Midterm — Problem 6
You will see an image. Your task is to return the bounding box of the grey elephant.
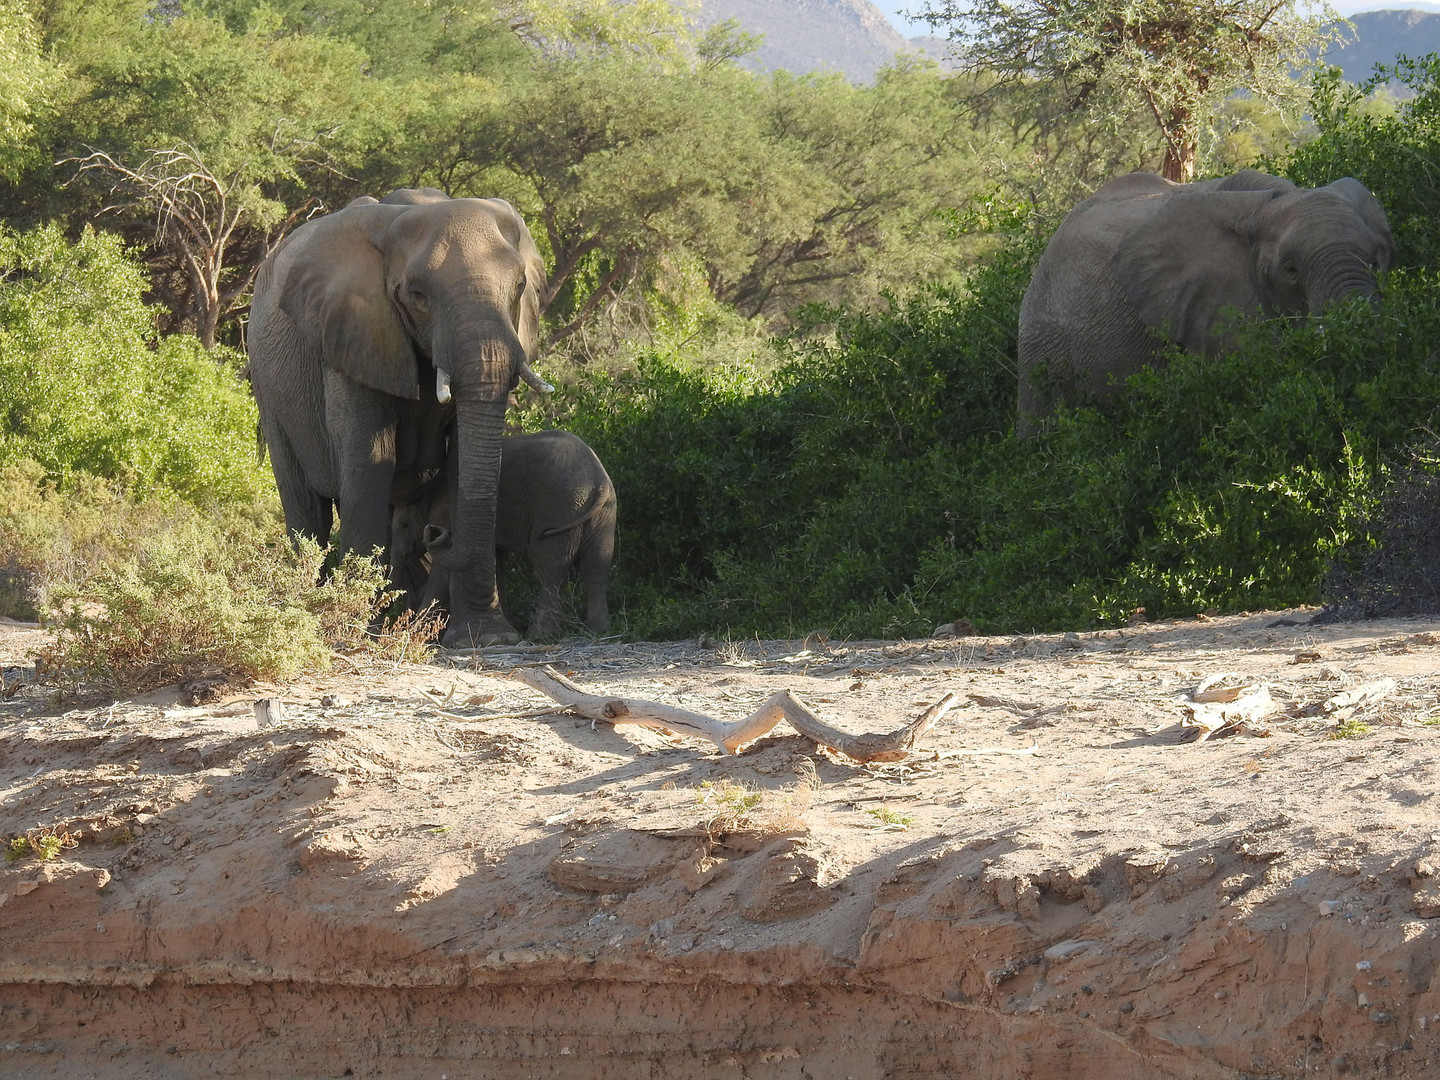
[1017,169,1397,437]
[247,187,551,647]
[390,430,617,638]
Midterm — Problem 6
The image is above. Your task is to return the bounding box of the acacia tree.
[73,146,318,349]
[920,0,1340,182]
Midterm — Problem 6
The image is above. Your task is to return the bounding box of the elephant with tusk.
[1016,169,1397,437]
[247,187,551,648]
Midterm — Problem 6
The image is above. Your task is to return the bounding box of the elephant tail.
[537,482,617,540]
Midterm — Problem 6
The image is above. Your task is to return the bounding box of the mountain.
[1325,9,1440,83]
[689,3,1440,85]
[694,0,912,81]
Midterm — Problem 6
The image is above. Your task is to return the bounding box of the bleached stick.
[514,665,959,761]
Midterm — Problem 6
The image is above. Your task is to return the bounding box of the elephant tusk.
[435,366,453,404]
[518,361,555,394]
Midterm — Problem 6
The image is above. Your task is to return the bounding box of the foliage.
[920,0,1339,182]
[12,0,1024,350]
[40,512,389,693]
[4,826,79,863]
[695,778,813,837]
[0,223,271,503]
[0,461,184,620]
[529,229,1440,639]
[0,1,60,180]
[1324,443,1440,618]
[1279,58,1440,268]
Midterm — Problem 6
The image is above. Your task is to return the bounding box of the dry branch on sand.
[513,665,959,762]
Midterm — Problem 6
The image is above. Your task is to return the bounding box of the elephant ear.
[380,187,451,206]
[479,198,548,361]
[1112,189,1282,354]
[1211,169,1298,195]
[1321,177,1398,270]
[278,204,420,400]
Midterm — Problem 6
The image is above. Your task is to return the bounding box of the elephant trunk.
[1311,248,1380,313]
[446,391,508,573]
[431,315,527,646]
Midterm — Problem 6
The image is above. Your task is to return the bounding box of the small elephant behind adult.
[390,430,617,638]
[1017,169,1397,437]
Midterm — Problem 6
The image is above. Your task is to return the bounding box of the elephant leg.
[420,525,452,612]
[525,535,574,640]
[494,548,509,620]
[324,372,397,560]
[262,415,334,547]
[578,526,614,634]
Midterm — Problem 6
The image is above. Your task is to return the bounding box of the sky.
[872,1,1440,36]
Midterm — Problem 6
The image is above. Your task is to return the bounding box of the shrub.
[0,223,270,504]
[1324,443,1440,618]
[1279,58,1440,268]
[39,508,389,693]
[518,223,1440,639]
[0,460,178,620]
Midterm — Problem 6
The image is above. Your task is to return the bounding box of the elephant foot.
[527,616,561,641]
[442,615,521,649]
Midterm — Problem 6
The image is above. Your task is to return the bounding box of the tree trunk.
[1161,140,1198,184]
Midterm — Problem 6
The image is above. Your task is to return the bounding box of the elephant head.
[1112,173,1397,354]
[261,188,549,647]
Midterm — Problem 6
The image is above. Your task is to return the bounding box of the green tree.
[920,0,1339,182]
[0,2,59,180]
[16,0,388,342]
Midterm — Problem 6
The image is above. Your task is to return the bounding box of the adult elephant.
[247,188,551,647]
[1016,169,1397,437]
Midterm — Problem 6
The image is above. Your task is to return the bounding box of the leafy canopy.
[919,0,1340,182]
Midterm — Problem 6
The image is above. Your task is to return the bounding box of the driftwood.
[514,665,959,762]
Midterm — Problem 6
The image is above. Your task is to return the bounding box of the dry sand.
[2,609,1439,1077]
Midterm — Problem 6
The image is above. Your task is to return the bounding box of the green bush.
[523,237,1440,639]
[41,509,388,693]
[0,460,180,619]
[1279,58,1440,268]
[0,223,270,504]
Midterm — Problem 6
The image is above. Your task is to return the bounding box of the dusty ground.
[2,609,1440,1078]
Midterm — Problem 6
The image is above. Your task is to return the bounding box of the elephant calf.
[390,430,617,639]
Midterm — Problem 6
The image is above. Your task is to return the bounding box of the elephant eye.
[1282,262,1299,282]
[409,288,429,312]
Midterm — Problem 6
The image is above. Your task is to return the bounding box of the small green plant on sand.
[695,778,814,837]
[1329,717,1373,740]
[5,826,81,862]
[863,806,915,830]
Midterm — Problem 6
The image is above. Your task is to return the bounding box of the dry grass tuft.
[695,774,817,838]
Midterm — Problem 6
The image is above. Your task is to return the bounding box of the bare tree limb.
[64,144,319,348]
[514,664,961,762]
